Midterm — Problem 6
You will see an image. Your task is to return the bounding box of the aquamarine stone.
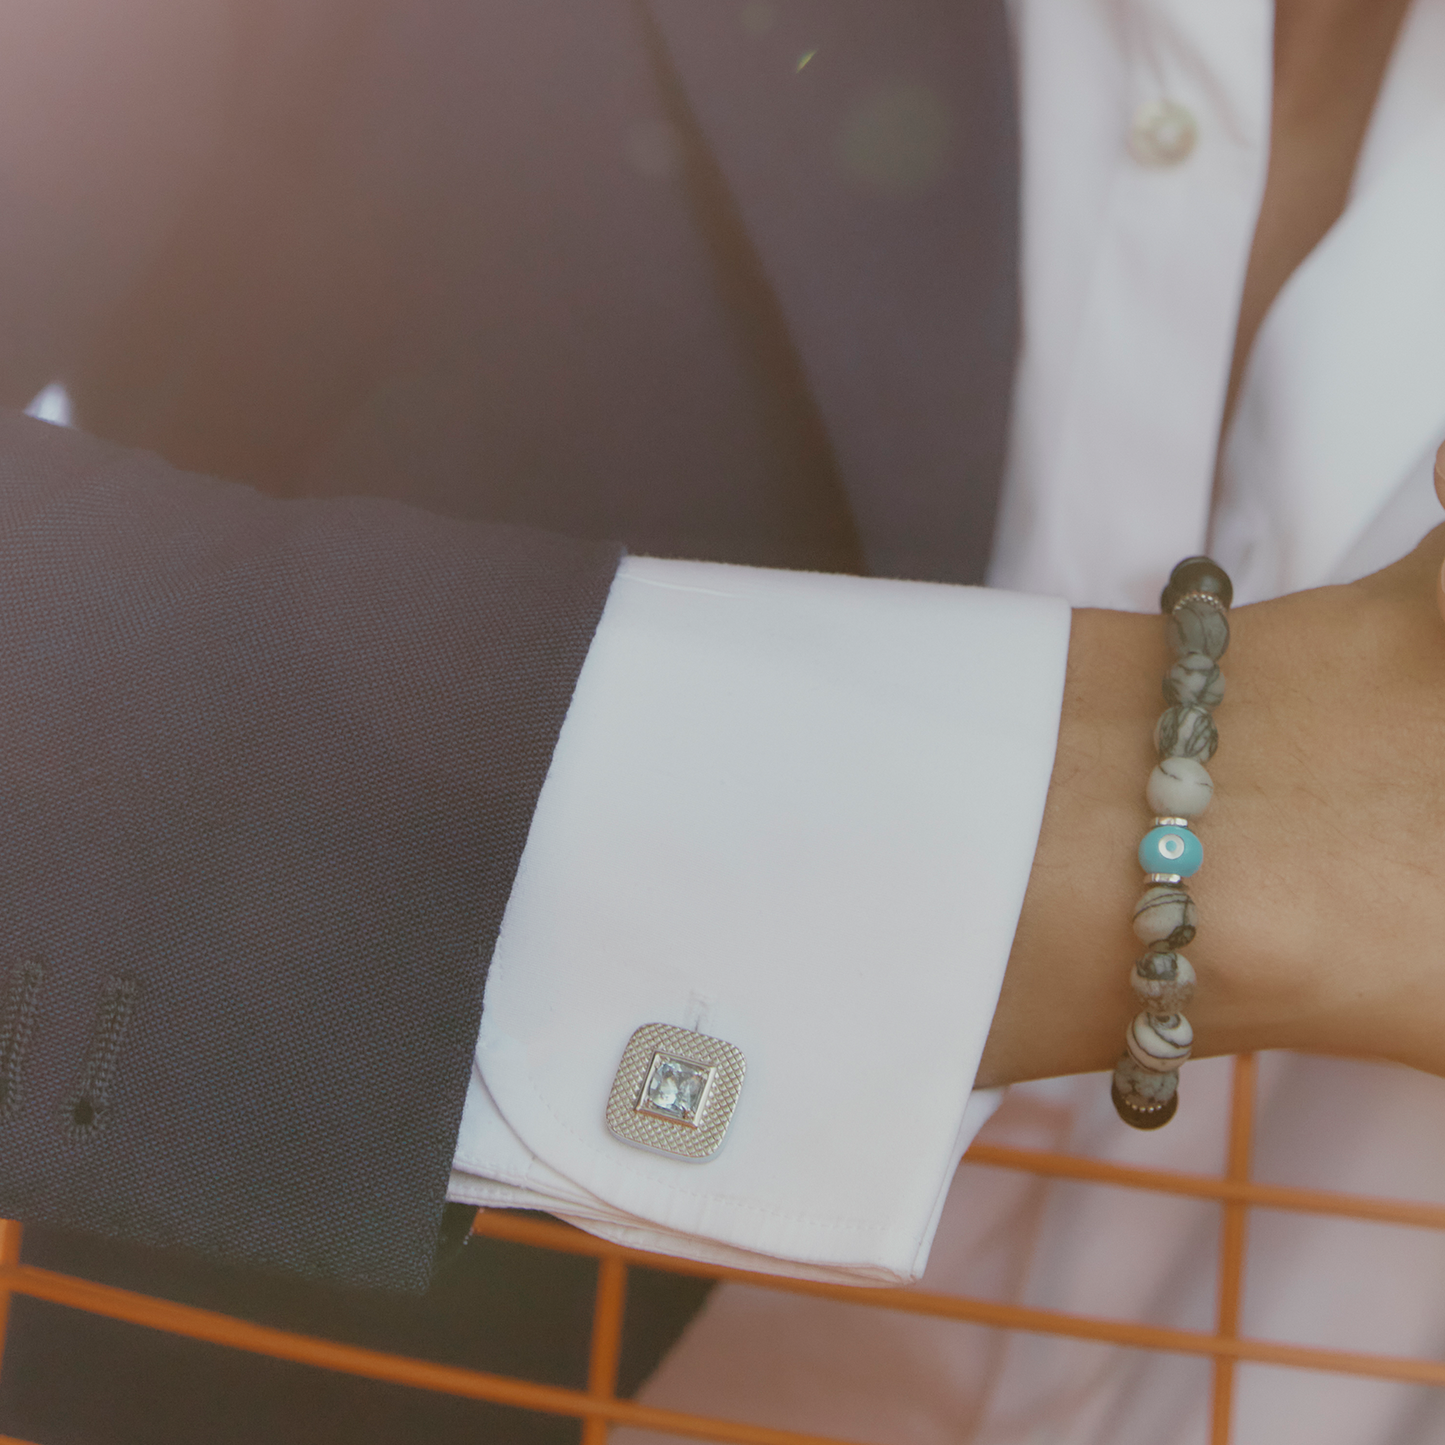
[640,1053,712,1123]
[1139,825,1202,877]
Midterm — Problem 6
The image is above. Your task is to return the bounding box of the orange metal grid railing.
[3,1053,1445,1445]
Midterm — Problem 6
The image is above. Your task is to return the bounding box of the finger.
[1435,440,1445,510]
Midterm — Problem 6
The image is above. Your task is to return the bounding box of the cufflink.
[605,1022,746,1160]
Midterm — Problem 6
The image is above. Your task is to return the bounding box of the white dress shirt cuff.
[451,556,1071,1284]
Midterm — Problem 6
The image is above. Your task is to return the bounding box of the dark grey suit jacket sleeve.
[0,409,620,1292]
[0,0,1017,1299]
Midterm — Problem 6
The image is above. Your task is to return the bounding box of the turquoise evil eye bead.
[1138,824,1202,878]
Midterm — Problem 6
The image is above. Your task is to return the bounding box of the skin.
[982,0,1434,1087]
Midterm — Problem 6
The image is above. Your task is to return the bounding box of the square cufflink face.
[606,1023,746,1160]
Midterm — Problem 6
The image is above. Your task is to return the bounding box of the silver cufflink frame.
[605,1022,745,1160]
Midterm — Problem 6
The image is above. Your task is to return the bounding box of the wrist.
[1198,576,1428,1069]
[983,536,1445,1094]
[978,604,1161,1087]
[979,591,1336,1088]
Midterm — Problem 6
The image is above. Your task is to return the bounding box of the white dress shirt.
[618,0,1445,1441]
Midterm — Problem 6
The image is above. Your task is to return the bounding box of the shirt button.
[1128,99,1198,166]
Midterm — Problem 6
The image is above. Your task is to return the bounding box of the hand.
[980,511,1445,1086]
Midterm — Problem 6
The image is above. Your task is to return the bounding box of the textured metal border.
[606,1023,745,1160]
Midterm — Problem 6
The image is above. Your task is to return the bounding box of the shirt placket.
[993,0,1273,611]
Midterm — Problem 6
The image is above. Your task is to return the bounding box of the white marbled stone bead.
[1155,703,1218,762]
[1113,1053,1180,1104]
[1146,756,1214,818]
[1126,1010,1194,1073]
[1132,882,1197,947]
[1163,652,1224,710]
[1167,596,1229,660]
[1131,950,1197,1011]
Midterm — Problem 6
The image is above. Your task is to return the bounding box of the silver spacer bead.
[1145,872,1183,885]
[1172,590,1227,616]
[1152,816,1190,829]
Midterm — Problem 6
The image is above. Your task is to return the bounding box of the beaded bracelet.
[1111,556,1233,1130]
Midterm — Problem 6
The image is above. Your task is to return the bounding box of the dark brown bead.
[1111,1078,1180,1130]
[1160,555,1234,614]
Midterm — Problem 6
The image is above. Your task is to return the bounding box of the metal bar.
[0,1220,22,1370]
[962,1141,1445,1232]
[582,1256,629,1445]
[0,1260,861,1445]
[466,1211,1445,1388]
[5,1042,1444,1443]
[1210,1053,1256,1445]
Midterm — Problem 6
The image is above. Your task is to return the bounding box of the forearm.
[982,531,1445,1087]
[977,606,1161,1086]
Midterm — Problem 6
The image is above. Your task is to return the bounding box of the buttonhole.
[0,957,43,1120]
[64,975,138,1142]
